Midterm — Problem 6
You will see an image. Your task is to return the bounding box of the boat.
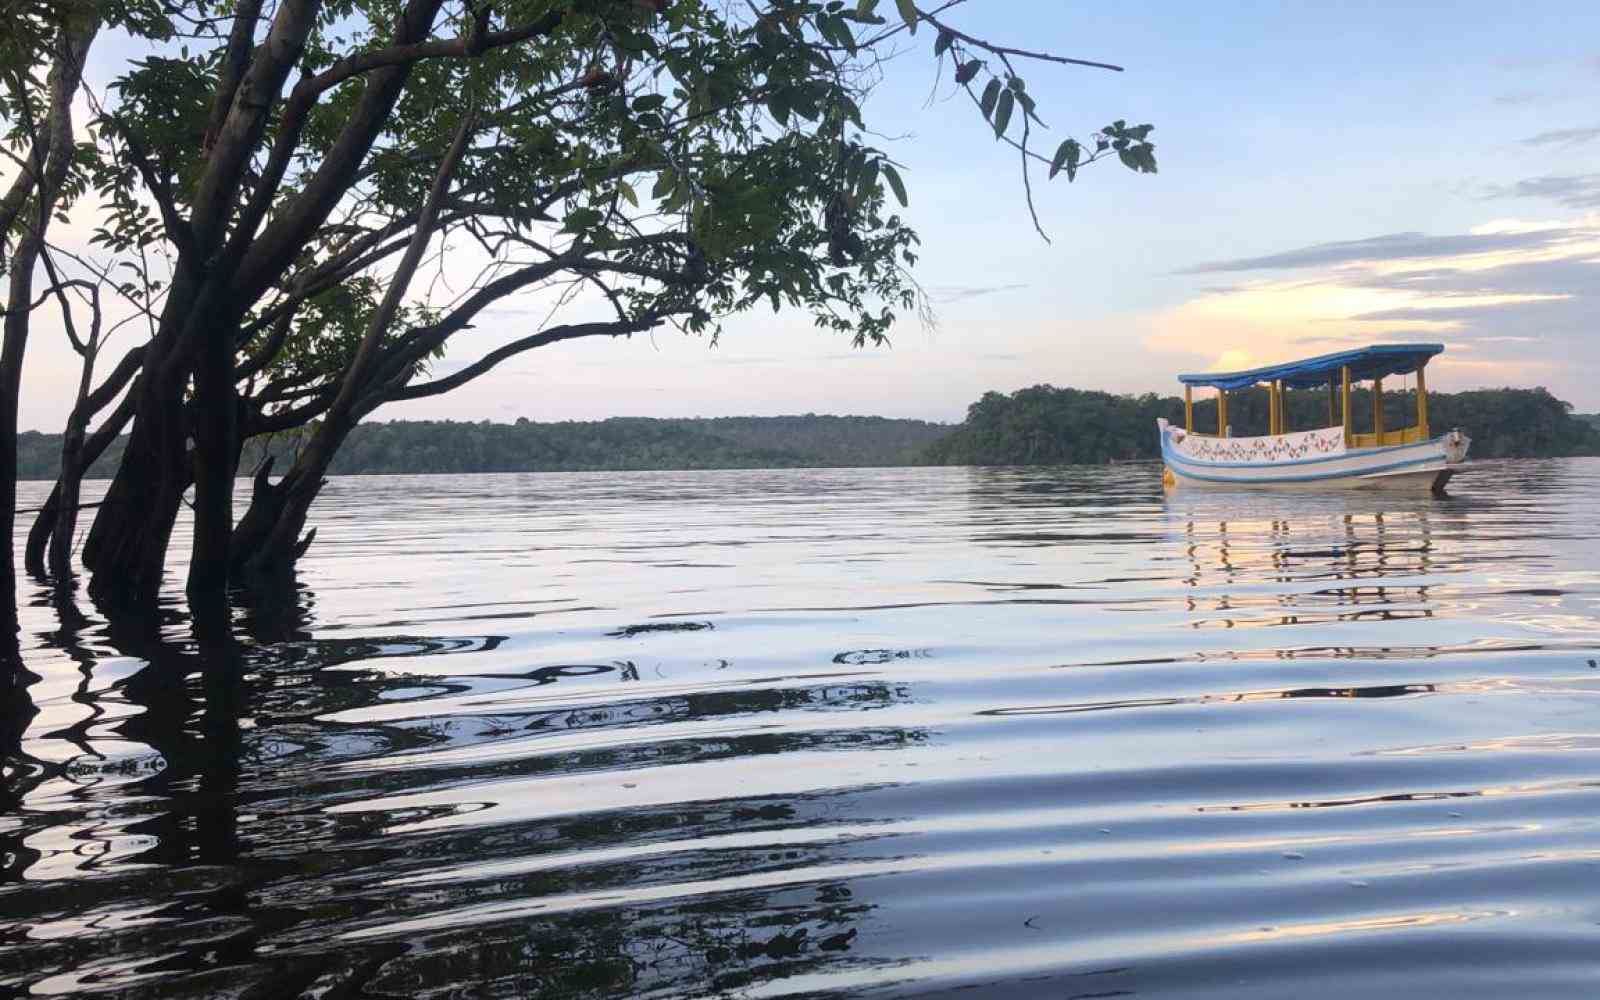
[1158,343,1470,492]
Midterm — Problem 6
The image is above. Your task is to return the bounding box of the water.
[4,460,1600,998]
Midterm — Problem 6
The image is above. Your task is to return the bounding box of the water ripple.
[5,460,1600,997]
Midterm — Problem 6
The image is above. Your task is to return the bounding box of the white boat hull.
[1158,419,1470,492]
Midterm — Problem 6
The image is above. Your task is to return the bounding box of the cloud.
[1484,174,1600,209]
[926,282,1029,302]
[1494,91,1558,106]
[1178,230,1570,273]
[1521,125,1600,147]
[1148,217,1600,405]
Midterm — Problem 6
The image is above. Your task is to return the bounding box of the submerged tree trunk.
[81,364,194,611]
[187,305,241,608]
[230,428,341,581]
[26,386,139,581]
[233,110,476,580]
[0,16,99,648]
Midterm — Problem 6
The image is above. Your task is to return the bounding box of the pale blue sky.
[18,1,1600,429]
[429,0,1600,423]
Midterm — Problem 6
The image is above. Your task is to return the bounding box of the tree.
[1,0,102,662]
[3,0,1160,634]
[919,383,1600,466]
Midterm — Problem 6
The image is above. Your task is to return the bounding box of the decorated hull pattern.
[1157,419,1470,490]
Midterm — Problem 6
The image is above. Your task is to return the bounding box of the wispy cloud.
[1149,218,1600,400]
[1521,125,1600,147]
[1494,90,1559,106]
[1484,174,1600,209]
[926,282,1029,302]
[1178,230,1569,274]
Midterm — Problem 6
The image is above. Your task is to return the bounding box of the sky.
[15,0,1600,430]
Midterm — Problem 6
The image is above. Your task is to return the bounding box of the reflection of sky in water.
[5,459,1600,998]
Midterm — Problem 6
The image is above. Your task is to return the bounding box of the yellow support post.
[1278,380,1288,435]
[1268,382,1279,435]
[1218,389,1229,437]
[1373,377,1385,443]
[1341,366,1352,447]
[1415,362,1430,439]
[1184,385,1193,432]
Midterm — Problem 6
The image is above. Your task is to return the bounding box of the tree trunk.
[81,0,329,618]
[0,17,98,654]
[26,389,137,581]
[1,250,36,642]
[187,308,240,606]
[231,418,347,580]
[81,368,193,611]
[47,396,89,584]
[23,482,63,581]
[232,108,476,581]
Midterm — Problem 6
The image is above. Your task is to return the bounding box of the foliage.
[920,384,1600,466]
[20,384,1593,483]
[16,414,948,478]
[3,0,1163,615]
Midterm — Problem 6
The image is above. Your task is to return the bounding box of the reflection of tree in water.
[0,579,926,999]
[360,858,882,999]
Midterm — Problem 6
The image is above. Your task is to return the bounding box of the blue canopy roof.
[1177,343,1444,391]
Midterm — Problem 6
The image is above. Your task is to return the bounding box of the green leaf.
[979,77,1001,119]
[934,30,952,56]
[817,13,842,47]
[1016,91,1043,126]
[856,0,881,15]
[560,206,603,234]
[834,17,856,51]
[954,59,981,84]
[895,0,918,34]
[882,163,908,207]
[1048,139,1076,180]
[1117,147,1139,170]
[767,93,790,125]
[858,158,880,201]
[992,89,1014,139]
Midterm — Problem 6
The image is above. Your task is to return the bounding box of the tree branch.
[81,345,146,417]
[379,318,659,406]
[918,10,1124,72]
[295,13,567,99]
[200,0,266,151]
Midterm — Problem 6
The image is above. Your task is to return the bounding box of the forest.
[920,384,1600,466]
[16,386,1594,478]
[14,415,948,477]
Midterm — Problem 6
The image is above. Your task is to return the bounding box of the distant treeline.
[920,385,1600,465]
[15,415,950,479]
[16,389,1594,480]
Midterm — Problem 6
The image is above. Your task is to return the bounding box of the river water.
[4,461,1600,998]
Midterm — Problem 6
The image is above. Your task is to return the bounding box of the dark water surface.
[5,461,1600,998]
